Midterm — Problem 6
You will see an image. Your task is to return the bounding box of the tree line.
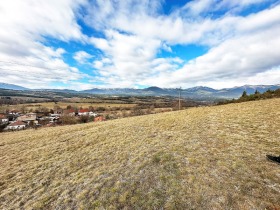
[218,88,280,105]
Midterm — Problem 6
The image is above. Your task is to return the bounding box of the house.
[7,111,20,122]
[6,121,26,130]
[9,110,20,115]
[89,112,98,117]
[63,109,76,116]
[49,116,59,123]
[50,113,61,117]
[16,113,37,125]
[35,112,46,118]
[0,114,8,124]
[78,109,89,116]
[94,116,105,122]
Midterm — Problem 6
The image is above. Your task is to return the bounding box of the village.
[0,107,106,132]
[0,95,205,132]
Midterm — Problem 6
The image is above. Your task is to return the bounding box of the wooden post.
[178,87,181,110]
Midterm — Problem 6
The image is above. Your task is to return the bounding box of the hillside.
[1,99,280,209]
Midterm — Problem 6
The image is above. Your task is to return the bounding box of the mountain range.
[0,83,29,91]
[0,83,280,99]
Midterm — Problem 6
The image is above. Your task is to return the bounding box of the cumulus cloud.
[182,0,214,16]
[1,0,279,89]
[197,67,280,89]
[0,0,88,88]
[83,0,280,88]
[136,5,280,89]
[73,51,93,64]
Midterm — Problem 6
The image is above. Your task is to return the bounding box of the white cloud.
[194,67,280,89]
[0,0,88,88]
[1,0,279,89]
[218,0,268,10]
[140,10,280,88]
[182,0,214,16]
[84,1,280,88]
[82,1,244,46]
[73,51,93,64]
[91,30,161,78]
[181,0,269,17]
[52,81,97,91]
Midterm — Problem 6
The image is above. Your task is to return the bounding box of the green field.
[0,98,279,209]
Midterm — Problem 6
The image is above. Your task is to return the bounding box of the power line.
[178,87,181,110]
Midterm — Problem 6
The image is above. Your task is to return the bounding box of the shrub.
[60,115,77,125]
[79,115,89,123]
[96,107,106,112]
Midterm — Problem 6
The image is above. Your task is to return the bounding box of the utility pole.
[178,87,181,110]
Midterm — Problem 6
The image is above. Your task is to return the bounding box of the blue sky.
[0,0,280,90]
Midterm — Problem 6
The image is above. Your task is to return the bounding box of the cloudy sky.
[0,0,280,90]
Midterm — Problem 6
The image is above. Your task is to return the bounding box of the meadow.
[0,101,136,112]
[0,98,279,209]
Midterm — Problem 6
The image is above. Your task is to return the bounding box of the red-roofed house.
[78,109,89,116]
[63,109,76,116]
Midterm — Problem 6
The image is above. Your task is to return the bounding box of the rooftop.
[8,121,26,126]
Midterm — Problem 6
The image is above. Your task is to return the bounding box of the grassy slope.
[0,99,280,209]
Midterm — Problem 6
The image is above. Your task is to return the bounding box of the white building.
[89,112,98,117]
[1,118,9,124]
[6,121,26,130]
[17,113,37,125]
[0,115,8,124]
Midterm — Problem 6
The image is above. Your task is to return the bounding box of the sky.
[0,0,280,90]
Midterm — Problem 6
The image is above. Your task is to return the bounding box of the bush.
[96,107,106,112]
[60,115,77,125]
[131,106,144,116]
[79,115,89,123]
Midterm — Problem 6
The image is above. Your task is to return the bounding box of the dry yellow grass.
[0,98,280,209]
[1,102,136,111]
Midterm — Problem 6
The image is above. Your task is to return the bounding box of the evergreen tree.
[242,90,247,97]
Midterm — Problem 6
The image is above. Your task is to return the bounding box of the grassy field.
[0,98,280,209]
[0,101,136,112]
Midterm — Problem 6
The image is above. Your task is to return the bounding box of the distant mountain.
[82,88,142,95]
[82,86,211,97]
[216,84,280,98]
[33,89,78,93]
[144,86,166,92]
[185,86,217,93]
[82,85,280,99]
[1,83,280,99]
[0,83,29,90]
